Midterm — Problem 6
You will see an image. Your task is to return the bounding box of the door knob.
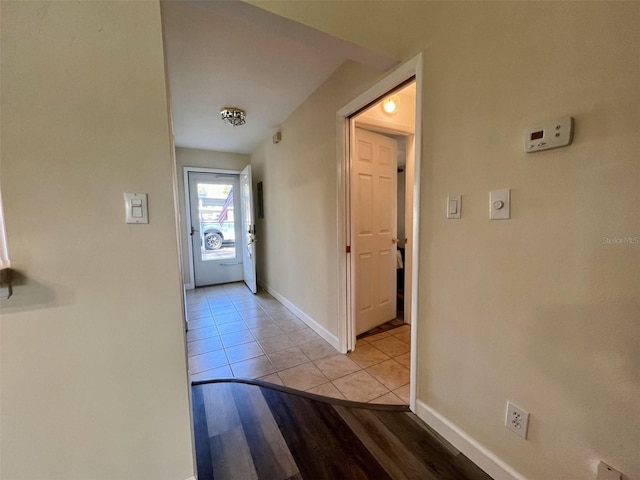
[391,237,398,244]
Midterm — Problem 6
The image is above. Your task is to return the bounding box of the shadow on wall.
[0,269,75,313]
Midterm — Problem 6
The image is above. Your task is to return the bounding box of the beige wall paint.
[175,147,250,285]
[0,2,194,479]
[251,61,382,339]
[251,2,640,479]
[247,0,405,60]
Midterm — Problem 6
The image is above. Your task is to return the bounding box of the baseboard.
[184,282,194,291]
[184,475,197,480]
[415,400,527,480]
[258,280,340,350]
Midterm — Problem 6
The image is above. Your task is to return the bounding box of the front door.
[240,165,257,293]
[188,172,243,287]
[352,128,398,335]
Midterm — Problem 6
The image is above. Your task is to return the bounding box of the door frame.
[183,166,241,289]
[336,54,423,410]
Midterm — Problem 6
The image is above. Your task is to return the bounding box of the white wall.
[250,2,640,479]
[0,2,194,479]
[175,147,250,286]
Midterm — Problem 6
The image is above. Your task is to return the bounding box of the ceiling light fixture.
[382,95,400,114]
[220,107,246,127]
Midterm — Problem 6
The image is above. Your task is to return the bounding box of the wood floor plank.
[261,387,392,480]
[373,409,492,480]
[405,412,461,456]
[333,405,441,480]
[210,425,259,480]
[284,474,303,480]
[203,382,242,437]
[191,386,214,480]
[230,383,300,479]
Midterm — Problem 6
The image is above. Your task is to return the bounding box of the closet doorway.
[350,81,416,339]
[337,55,423,409]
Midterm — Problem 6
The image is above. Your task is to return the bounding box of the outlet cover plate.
[597,462,622,480]
[505,401,529,439]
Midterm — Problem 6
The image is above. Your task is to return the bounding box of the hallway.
[186,283,411,404]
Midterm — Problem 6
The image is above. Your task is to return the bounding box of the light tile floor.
[186,282,411,404]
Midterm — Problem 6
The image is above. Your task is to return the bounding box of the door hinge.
[346,245,351,253]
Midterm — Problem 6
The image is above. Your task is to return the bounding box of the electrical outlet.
[505,401,529,439]
[597,461,622,480]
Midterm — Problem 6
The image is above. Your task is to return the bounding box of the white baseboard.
[258,280,340,350]
[415,400,527,480]
[184,476,197,480]
[184,282,194,291]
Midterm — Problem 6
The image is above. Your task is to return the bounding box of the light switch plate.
[124,192,148,224]
[490,189,510,220]
[447,195,461,219]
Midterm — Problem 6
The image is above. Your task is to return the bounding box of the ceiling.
[161,0,396,154]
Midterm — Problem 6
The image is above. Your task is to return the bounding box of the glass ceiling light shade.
[220,107,246,127]
[382,95,400,114]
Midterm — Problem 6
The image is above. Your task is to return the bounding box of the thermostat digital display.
[530,130,544,140]
[524,116,574,153]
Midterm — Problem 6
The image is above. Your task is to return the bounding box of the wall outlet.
[505,401,529,439]
[597,461,622,480]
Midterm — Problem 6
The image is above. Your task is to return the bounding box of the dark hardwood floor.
[192,380,493,480]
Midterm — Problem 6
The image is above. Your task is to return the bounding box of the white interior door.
[352,128,398,335]
[240,165,257,293]
[188,172,243,287]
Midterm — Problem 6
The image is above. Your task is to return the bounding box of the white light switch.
[124,193,148,224]
[447,195,461,219]
[490,189,510,220]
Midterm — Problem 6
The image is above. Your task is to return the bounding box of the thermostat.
[524,116,574,153]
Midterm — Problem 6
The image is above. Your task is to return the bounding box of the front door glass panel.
[196,181,236,262]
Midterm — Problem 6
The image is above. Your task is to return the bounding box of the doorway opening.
[350,81,416,339]
[184,166,257,292]
[337,54,422,410]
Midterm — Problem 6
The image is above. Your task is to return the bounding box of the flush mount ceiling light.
[220,107,246,127]
[382,95,400,115]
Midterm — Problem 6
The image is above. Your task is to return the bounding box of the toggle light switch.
[124,193,148,224]
[447,195,461,219]
[130,199,143,218]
